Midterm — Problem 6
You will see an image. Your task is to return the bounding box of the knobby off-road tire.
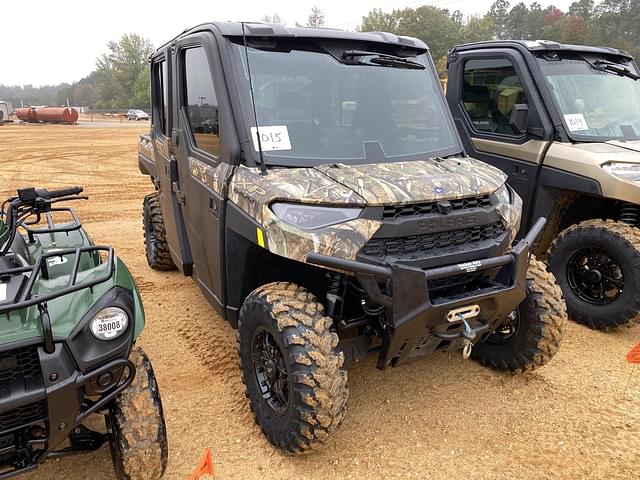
[142,192,176,271]
[237,282,348,454]
[547,219,640,329]
[107,347,168,480]
[472,258,567,373]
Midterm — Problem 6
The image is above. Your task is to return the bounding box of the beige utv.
[447,40,640,329]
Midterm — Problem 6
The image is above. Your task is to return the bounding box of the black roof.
[156,21,428,53]
[451,40,634,61]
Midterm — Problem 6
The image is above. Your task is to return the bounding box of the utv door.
[150,54,192,272]
[446,49,553,233]
[171,33,232,313]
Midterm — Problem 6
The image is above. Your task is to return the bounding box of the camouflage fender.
[189,157,235,195]
[227,164,375,262]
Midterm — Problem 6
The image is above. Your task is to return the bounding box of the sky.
[1,0,575,86]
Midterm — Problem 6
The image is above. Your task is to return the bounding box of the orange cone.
[188,448,214,480]
[627,342,640,364]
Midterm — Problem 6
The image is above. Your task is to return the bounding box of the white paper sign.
[564,114,589,132]
[0,284,6,302]
[251,125,292,151]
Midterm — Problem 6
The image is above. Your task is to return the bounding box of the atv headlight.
[271,203,362,230]
[89,307,129,341]
[494,183,512,205]
[602,162,640,182]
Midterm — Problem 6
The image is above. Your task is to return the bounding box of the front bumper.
[308,217,546,369]
[0,341,134,479]
[0,287,136,478]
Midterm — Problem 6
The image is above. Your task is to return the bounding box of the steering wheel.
[601,114,639,133]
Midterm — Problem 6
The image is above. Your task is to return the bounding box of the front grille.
[382,194,492,220]
[360,221,506,260]
[0,347,41,385]
[0,401,47,433]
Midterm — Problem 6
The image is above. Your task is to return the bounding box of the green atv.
[0,187,167,479]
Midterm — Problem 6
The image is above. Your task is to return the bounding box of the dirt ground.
[2,122,640,479]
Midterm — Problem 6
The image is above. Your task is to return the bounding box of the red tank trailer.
[15,107,79,125]
[15,108,36,122]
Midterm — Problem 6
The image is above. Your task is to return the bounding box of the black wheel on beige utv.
[237,282,348,454]
[472,258,567,373]
[548,219,640,329]
[142,192,176,271]
[107,347,168,480]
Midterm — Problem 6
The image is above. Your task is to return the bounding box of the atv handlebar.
[42,186,84,199]
[16,186,84,204]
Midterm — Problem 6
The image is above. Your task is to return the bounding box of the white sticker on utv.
[47,256,68,267]
[250,125,292,151]
[0,283,6,302]
[564,114,589,132]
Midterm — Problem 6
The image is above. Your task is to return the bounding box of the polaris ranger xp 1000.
[139,23,567,453]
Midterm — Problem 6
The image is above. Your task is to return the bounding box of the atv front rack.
[21,207,82,242]
[0,246,114,353]
[308,217,546,368]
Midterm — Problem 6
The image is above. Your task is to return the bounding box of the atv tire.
[237,282,348,454]
[142,192,176,271]
[547,219,640,329]
[472,258,567,373]
[107,347,168,480]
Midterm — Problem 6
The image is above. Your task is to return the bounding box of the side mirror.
[509,104,529,135]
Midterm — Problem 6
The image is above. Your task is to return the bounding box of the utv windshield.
[232,40,461,166]
[538,55,640,141]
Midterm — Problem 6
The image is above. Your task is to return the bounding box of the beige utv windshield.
[538,56,640,141]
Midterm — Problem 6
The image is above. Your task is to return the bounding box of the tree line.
[0,33,153,111]
[360,0,640,75]
[2,1,638,108]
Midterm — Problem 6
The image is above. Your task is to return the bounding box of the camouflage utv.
[138,22,567,453]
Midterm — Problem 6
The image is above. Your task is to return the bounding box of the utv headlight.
[271,203,362,230]
[494,183,512,205]
[89,307,129,340]
[602,162,640,182]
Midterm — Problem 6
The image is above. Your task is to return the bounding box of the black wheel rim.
[566,247,624,305]
[251,326,290,415]
[485,309,520,346]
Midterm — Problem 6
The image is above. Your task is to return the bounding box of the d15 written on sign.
[250,125,292,151]
[564,113,589,132]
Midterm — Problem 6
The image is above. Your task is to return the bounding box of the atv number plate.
[0,283,6,302]
[92,318,126,339]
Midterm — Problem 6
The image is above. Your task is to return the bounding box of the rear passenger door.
[447,49,552,233]
[150,53,192,272]
[172,33,231,313]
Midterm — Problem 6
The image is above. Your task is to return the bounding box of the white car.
[126,109,150,121]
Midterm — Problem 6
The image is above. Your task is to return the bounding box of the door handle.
[209,196,220,218]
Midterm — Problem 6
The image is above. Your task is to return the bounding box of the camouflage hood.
[224,156,516,265]
[314,157,507,205]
